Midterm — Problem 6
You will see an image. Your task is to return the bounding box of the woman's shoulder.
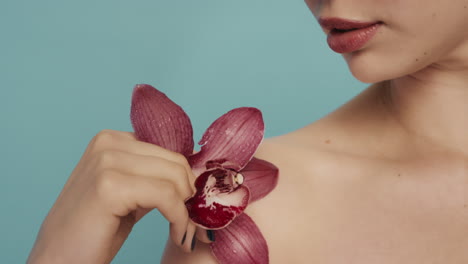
[161,85,391,263]
[238,123,367,262]
[159,124,342,264]
[242,90,404,262]
[160,128,339,264]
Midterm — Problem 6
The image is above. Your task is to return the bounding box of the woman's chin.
[343,52,411,84]
[349,67,390,84]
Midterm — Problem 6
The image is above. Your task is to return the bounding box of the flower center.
[202,169,245,208]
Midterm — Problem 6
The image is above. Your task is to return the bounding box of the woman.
[28,0,468,263]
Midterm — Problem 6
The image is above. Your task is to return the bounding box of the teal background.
[1,0,366,263]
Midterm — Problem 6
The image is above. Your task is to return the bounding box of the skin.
[28,0,468,263]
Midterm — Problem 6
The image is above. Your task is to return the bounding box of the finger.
[195,226,214,244]
[134,207,152,223]
[181,221,197,253]
[94,150,195,199]
[96,170,188,246]
[134,179,189,248]
[86,129,132,156]
[91,130,190,170]
[118,143,196,189]
[89,130,196,186]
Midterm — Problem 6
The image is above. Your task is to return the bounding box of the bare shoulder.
[159,126,341,264]
[240,121,376,263]
[240,83,468,263]
[159,131,338,264]
[160,83,468,263]
[160,84,394,263]
[239,85,403,262]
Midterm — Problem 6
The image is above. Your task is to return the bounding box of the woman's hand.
[27,129,212,264]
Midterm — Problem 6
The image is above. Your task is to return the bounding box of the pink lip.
[318,17,383,53]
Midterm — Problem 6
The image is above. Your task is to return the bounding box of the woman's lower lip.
[326,23,382,53]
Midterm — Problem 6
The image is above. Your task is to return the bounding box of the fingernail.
[191,232,197,251]
[207,230,215,242]
[181,231,187,245]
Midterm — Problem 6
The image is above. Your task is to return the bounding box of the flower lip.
[318,17,382,31]
[185,167,251,229]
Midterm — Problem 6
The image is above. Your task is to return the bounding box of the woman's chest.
[246,152,468,264]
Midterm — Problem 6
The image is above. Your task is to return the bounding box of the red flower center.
[186,167,250,229]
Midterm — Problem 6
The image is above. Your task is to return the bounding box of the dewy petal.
[189,107,264,175]
[211,213,269,264]
[185,169,250,229]
[130,84,194,157]
[241,157,279,204]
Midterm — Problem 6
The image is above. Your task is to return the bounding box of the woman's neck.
[383,48,468,155]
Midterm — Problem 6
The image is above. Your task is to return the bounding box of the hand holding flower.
[28,84,278,264]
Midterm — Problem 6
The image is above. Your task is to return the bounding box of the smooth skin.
[29,0,468,263]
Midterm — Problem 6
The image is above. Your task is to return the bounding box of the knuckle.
[164,162,193,198]
[173,163,187,176]
[171,163,188,180]
[159,181,179,201]
[95,169,120,199]
[173,152,189,167]
[94,150,118,169]
[93,130,115,148]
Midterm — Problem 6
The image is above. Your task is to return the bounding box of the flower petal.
[241,157,279,204]
[130,84,194,157]
[189,107,264,176]
[185,169,250,229]
[211,213,269,264]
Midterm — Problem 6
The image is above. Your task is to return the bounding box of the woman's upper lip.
[318,17,382,31]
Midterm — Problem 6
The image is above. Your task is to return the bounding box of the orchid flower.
[130,84,279,264]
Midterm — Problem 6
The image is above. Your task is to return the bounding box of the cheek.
[304,0,324,18]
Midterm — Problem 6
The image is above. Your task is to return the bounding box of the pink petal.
[189,107,264,176]
[185,169,250,229]
[130,84,194,157]
[211,213,269,264]
[241,157,279,203]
